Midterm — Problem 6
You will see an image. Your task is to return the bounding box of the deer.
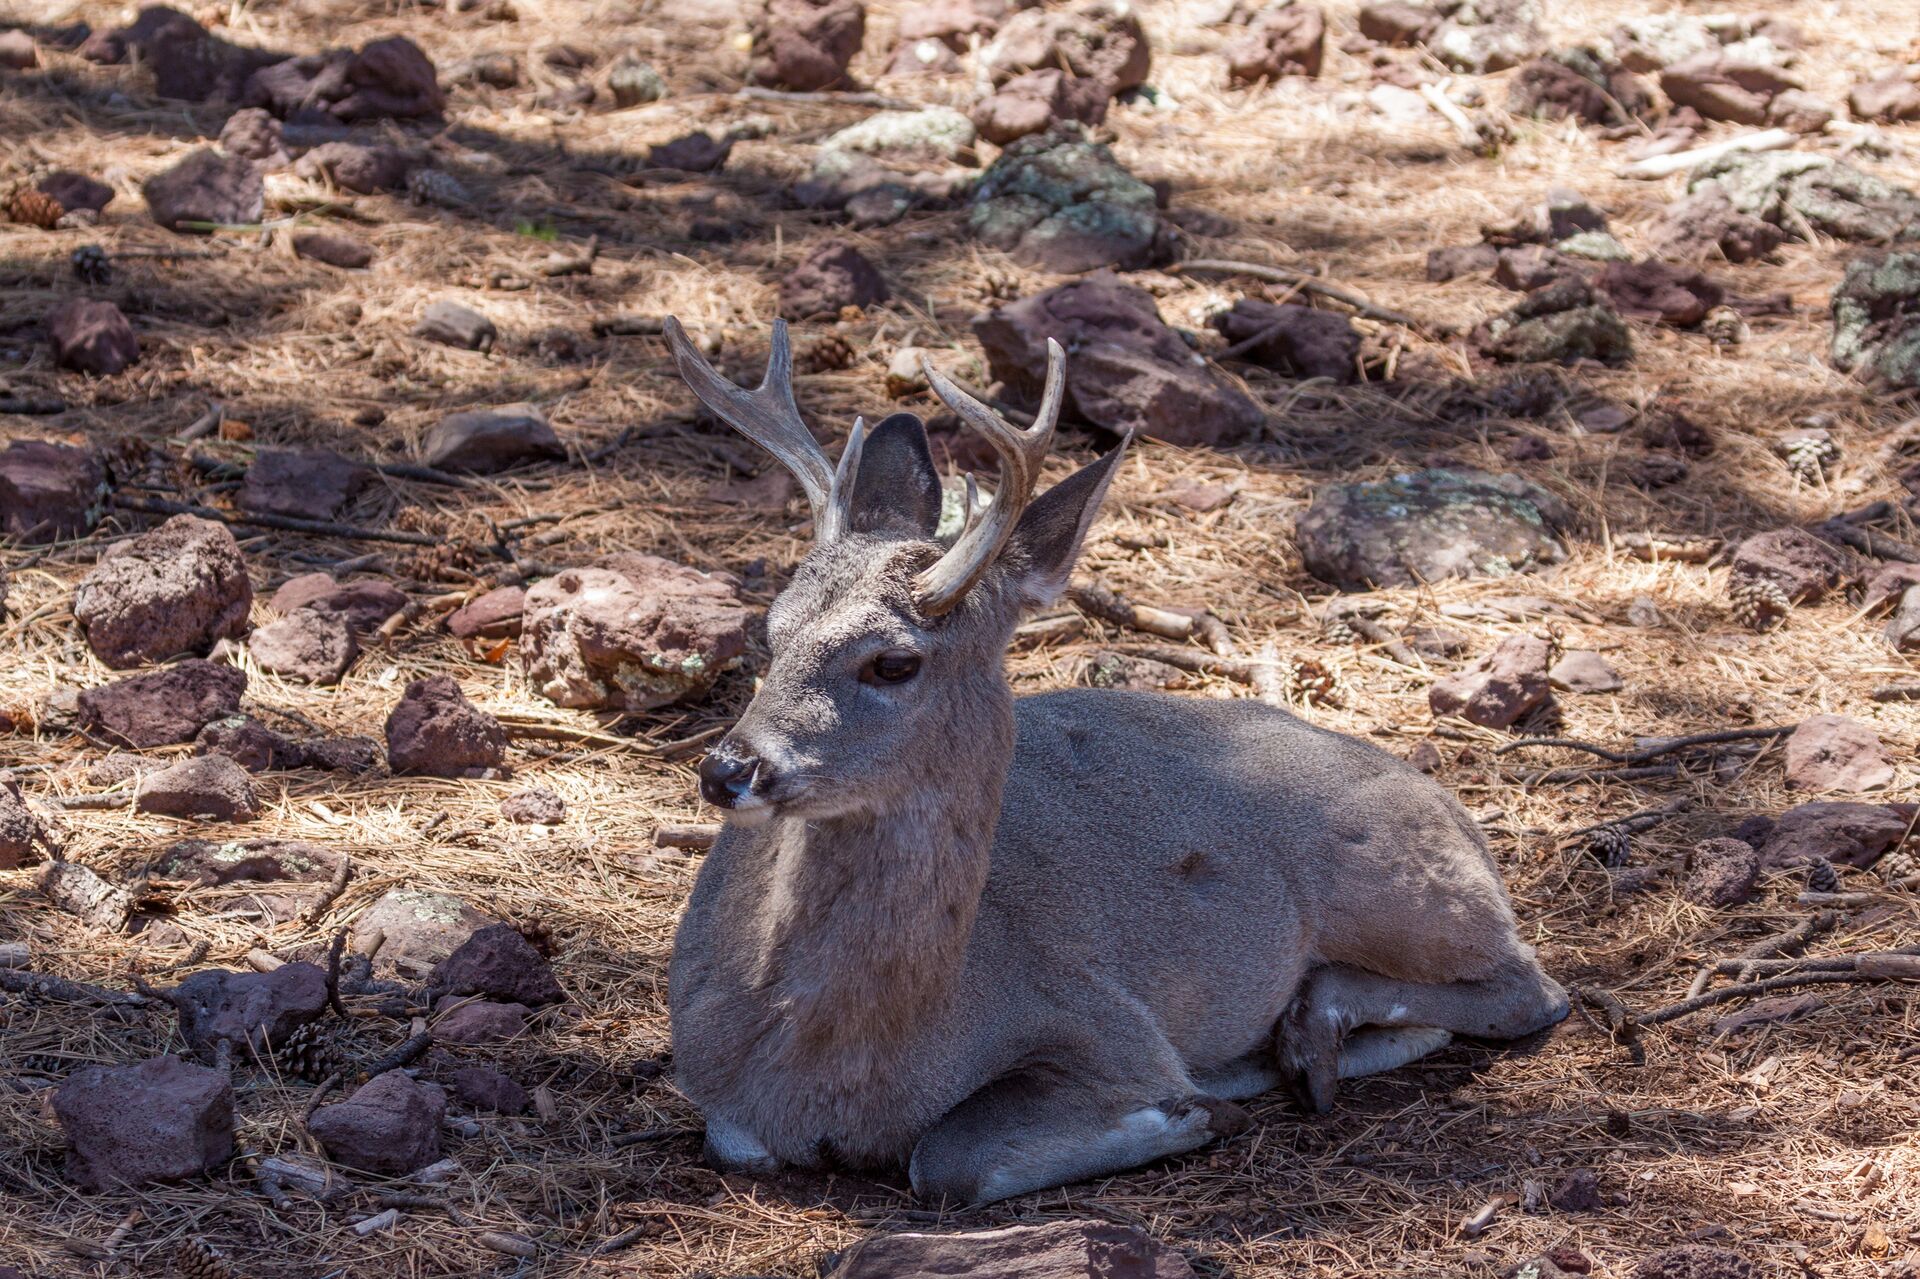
[662,316,1570,1205]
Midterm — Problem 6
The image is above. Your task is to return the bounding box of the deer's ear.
[848,413,942,539]
[1001,436,1129,607]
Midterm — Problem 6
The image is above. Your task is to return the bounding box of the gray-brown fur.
[664,319,1569,1203]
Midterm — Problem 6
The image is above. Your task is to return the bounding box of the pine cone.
[514,917,557,956]
[798,332,855,374]
[1804,857,1838,893]
[1878,848,1916,881]
[8,185,64,229]
[1320,617,1358,644]
[1583,823,1631,868]
[169,1239,233,1279]
[1701,304,1748,347]
[71,243,111,285]
[273,1020,346,1084]
[1288,658,1338,706]
[1773,429,1839,484]
[1729,574,1792,632]
[407,168,474,208]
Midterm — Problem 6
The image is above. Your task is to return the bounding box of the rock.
[79,6,202,64]
[423,405,565,473]
[292,230,373,269]
[0,776,49,870]
[1727,527,1844,611]
[1295,468,1571,591]
[0,29,37,68]
[647,130,733,172]
[218,107,287,164]
[1742,801,1914,869]
[824,1219,1197,1279]
[74,515,254,668]
[1485,186,1608,246]
[889,36,961,75]
[1428,634,1553,729]
[142,148,262,233]
[448,1064,529,1114]
[430,923,563,1005]
[1506,48,1650,127]
[1082,651,1190,691]
[1884,585,1920,650]
[1555,231,1632,262]
[758,0,864,91]
[243,36,442,122]
[1358,2,1439,46]
[899,0,1001,50]
[1472,277,1632,365]
[1660,52,1797,125]
[968,124,1171,273]
[194,715,306,771]
[607,55,665,105]
[414,300,496,352]
[1767,88,1833,134]
[55,1056,234,1191]
[47,299,139,375]
[271,574,407,634]
[824,106,976,162]
[1783,715,1893,793]
[1831,252,1920,390]
[984,0,1148,96]
[308,1071,445,1174]
[446,585,525,639]
[1428,243,1501,281]
[1863,562,1920,614]
[136,755,259,821]
[1548,650,1619,693]
[972,69,1109,145]
[0,439,106,543]
[170,963,327,1062]
[1648,187,1784,264]
[974,273,1263,447]
[293,141,414,194]
[384,676,507,778]
[353,888,496,976]
[778,240,889,320]
[433,997,530,1044]
[1494,245,1582,292]
[521,555,750,712]
[1428,0,1547,74]
[1684,837,1759,907]
[1609,14,1796,75]
[248,607,357,685]
[501,786,565,825]
[1635,1247,1758,1279]
[1850,70,1920,124]
[76,660,246,748]
[1549,1168,1603,1212]
[1224,4,1325,83]
[302,735,381,774]
[1209,298,1358,381]
[240,448,371,521]
[1691,151,1920,244]
[1597,260,1723,328]
[38,172,115,217]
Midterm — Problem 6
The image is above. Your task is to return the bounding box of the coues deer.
[664,317,1569,1204]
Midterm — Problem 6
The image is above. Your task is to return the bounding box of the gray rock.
[0,439,106,544]
[1224,4,1326,83]
[384,676,507,778]
[240,448,371,521]
[414,300,496,352]
[73,515,254,668]
[142,148,263,232]
[984,0,1148,95]
[136,755,259,822]
[55,1055,234,1191]
[249,607,358,685]
[291,230,373,268]
[218,108,287,165]
[968,125,1171,274]
[1783,715,1893,793]
[351,888,496,977]
[77,660,247,748]
[1472,278,1632,365]
[1831,251,1920,389]
[1740,801,1914,870]
[1648,186,1784,264]
[149,836,341,921]
[47,299,139,375]
[169,963,328,1062]
[1691,151,1920,244]
[1850,70,1920,124]
[1548,650,1620,693]
[1428,634,1553,728]
[422,405,565,473]
[308,1071,445,1174]
[1295,468,1571,591]
[292,141,415,193]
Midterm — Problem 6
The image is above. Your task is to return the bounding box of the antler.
[663,316,837,531]
[914,339,1066,616]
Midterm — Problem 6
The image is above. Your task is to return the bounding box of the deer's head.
[666,317,1125,825]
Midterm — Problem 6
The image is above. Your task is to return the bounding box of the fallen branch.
[0,968,149,1006]
[1615,127,1795,179]
[1637,969,1899,1027]
[324,928,350,1020]
[1069,581,1232,654]
[1497,725,1794,765]
[0,393,66,415]
[110,495,447,547]
[734,85,917,110]
[303,857,353,931]
[1871,683,1920,703]
[1819,518,1920,564]
[1173,258,1454,338]
[40,860,134,932]
[362,1029,433,1078]
[1797,890,1886,908]
[655,823,720,851]
[1339,613,1421,667]
[372,460,485,489]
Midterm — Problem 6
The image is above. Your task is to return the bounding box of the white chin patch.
[725,799,776,828]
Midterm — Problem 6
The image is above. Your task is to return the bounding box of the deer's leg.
[909,1071,1249,1206]
[702,1115,780,1174]
[1278,959,1569,1113]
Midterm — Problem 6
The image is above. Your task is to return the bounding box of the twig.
[242,1146,294,1213]
[734,85,917,110]
[325,928,350,1019]
[362,1030,433,1078]
[110,495,447,547]
[609,1126,698,1148]
[0,969,149,1006]
[655,823,720,851]
[1871,683,1920,703]
[1341,613,1420,667]
[1573,984,1640,1048]
[1173,259,1453,338]
[373,460,486,489]
[50,792,132,811]
[1497,726,1794,765]
[1819,518,1920,564]
[1107,644,1272,683]
[1512,763,1680,785]
[178,403,223,442]
[304,857,353,931]
[153,940,211,975]
[1615,127,1795,179]
[1636,970,1894,1027]
[1211,317,1291,363]
[1069,581,1226,649]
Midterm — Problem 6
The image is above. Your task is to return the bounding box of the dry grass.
[3,0,1920,1275]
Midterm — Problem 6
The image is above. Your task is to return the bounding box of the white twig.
[1615,128,1796,179]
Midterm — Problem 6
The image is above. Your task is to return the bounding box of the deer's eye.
[861,649,922,685]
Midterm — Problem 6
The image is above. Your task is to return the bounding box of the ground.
[1,0,1918,1276]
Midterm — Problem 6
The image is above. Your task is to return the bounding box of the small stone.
[430,923,562,1006]
[193,715,306,771]
[1549,1168,1603,1212]
[1831,251,1920,390]
[55,1055,234,1191]
[984,1,1149,95]
[500,786,565,825]
[1494,245,1582,293]
[0,439,106,543]
[1472,278,1632,365]
[352,889,496,976]
[1767,88,1834,133]
[432,997,530,1045]
[302,735,381,774]
[241,448,372,521]
[1783,715,1893,793]
[170,962,328,1062]
[1210,298,1358,381]
[1428,634,1554,729]
[1081,652,1190,691]
[1358,2,1440,46]
[1295,468,1571,591]
[292,141,415,194]
[1428,0,1548,74]
[1427,243,1501,281]
[1598,260,1723,328]
[1744,801,1913,869]
[270,574,407,634]
[1849,71,1920,124]
[47,299,139,375]
[1626,595,1663,628]
[422,405,564,473]
[779,240,889,320]
[448,1064,528,1114]
[76,660,246,748]
[249,607,358,685]
[308,1071,445,1174]
[1647,187,1784,264]
[758,0,864,91]
[136,755,260,822]
[1726,527,1844,616]
[446,585,525,639]
[971,68,1109,146]
[826,1219,1199,1279]
[414,300,496,352]
[142,148,263,232]
[1635,1246,1759,1279]
[608,56,666,107]
[0,29,38,68]
[646,130,733,173]
[1683,837,1758,907]
[73,515,254,668]
[292,230,373,269]
[384,676,507,778]
[1224,4,1326,84]
[1548,650,1619,694]
[38,172,115,215]
[1660,52,1797,126]
[218,108,287,164]
[1692,150,1920,245]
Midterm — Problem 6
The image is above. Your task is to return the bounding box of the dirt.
[3,0,1919,1276]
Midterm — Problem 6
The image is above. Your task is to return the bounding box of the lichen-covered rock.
[968,125,1172,274]
[73,515,254,668]
[972,68,1109,145]
[48,299,139,375]
[429,923,563,1005]
[142,148,263,233]
[423,405,565,473]
[1428,0,1547,74]
[1210,298,1358,381]
[823,106,975,162]
[77,660,246,748]
[0,439,106,544]
[1224,4,1325,83]
[779,240,890,320]
[169,962,328,1062]
[1830,251,1920,390]
[308,1071,445,1174]
[1690,151,1920,244]
[240,448,371,521]
[975,273,1266,447]
[1609,13,1797,74]
[54,1055,234,1191]
[384,676,507,778]
[1295,468,1572,591]
[1472,278,1632,365]
[352,888,497,976]
[1647,186,1784,263]
[757,0,865,91]
[152,836,341,922]
[522,555,750,712]
[249,607,358,685]
[136,755,259,822]
[984,0,1148,96]
[1428,634,1553,728]
[1684,838,1758,907]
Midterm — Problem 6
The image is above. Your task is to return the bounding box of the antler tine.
[914,338,1066,615]
[663,316,835,526]
[821,416,867,543]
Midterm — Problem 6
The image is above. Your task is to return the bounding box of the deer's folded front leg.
[907,1070,1249,1206]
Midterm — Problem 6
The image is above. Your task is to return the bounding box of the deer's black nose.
[699,748,760,808]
